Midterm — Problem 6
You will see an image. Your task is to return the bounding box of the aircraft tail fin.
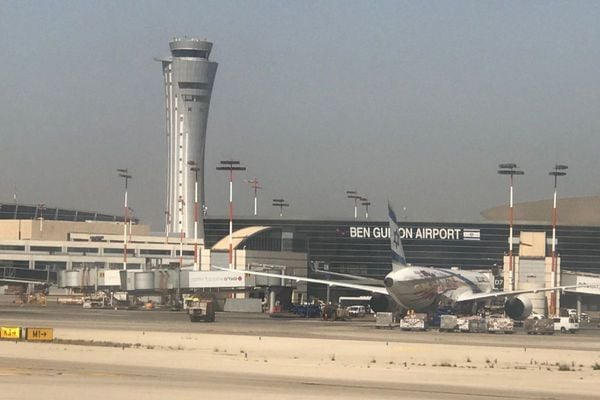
[388,202,408,270]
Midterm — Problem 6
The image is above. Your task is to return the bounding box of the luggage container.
[375,312,397,329]
[457,316,486,333]
[457,317,472,332]
[468,318,487,333]
[487,316,514,334]
[439,315,458,332]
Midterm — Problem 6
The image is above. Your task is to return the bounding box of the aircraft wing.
[456,284,591,303]
[312,269,383,285]
[213,267,389,295]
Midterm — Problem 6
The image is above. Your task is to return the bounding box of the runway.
[1,304,599,399]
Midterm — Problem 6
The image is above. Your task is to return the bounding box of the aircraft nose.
[384,277,394,288]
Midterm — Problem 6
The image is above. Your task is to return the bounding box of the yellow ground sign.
[0,327,21,339]
[25,328,53,341]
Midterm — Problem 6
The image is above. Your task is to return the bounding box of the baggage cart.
[524,318,554,335]
[375,312,397,329]
[439,315,458,332]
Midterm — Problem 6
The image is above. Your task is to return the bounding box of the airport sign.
[25,328,53,341]
[341,226,480,241]
[0,327,21,339]
[187,270,247,288]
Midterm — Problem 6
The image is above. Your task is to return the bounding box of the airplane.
[216,203,587,320]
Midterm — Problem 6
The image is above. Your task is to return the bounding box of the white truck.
[553,316,579,333]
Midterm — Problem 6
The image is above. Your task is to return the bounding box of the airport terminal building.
[204,217,600,310]
[1,202,600,311]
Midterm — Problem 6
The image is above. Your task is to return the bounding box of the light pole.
[272,199,289,217]
[549,164,567,316]
[216,160,246,269]
[37,203,46,232]
[117,169,132,270]
[188,161,201,271]
[245,178,262,216]
[498,163,524,291]
[361,199,371,219]
[346,190,361,219]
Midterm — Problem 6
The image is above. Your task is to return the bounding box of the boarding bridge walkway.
[0,266,56,285]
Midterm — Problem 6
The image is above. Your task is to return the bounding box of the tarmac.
[1,304,599,399]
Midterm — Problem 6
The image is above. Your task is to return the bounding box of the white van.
[346,305,366,317]
[553,316,579,333]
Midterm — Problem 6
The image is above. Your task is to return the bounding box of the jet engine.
[369,293,394,313]
[504,295,533,320]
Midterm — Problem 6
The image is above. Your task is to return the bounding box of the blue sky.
[1,1,600,229]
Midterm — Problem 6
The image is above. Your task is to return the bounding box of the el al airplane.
[218,204,587,319]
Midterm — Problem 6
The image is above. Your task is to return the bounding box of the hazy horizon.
[2,1,600,230]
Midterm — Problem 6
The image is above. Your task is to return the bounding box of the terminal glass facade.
[205,218,600,301]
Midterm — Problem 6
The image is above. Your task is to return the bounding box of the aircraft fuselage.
[383,266,493,312]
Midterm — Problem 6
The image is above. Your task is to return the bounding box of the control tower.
[158,38,218,243]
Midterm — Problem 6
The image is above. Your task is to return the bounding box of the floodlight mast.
[117,168,132,270]
[245,178,262,216]
[346,190,362,219]
[497,164,524,291]
[216,160,246,268]
[361,199,371,219]
[549,164,568,316]
[272,198,289,217]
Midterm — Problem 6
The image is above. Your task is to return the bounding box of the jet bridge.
[0,266,56,285]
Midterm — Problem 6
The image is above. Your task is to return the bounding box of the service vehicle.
[553,316,579,333]
[82,293,106,309]
[187,298,215,322]
[527,311,545,320]
[346,305,366,317]
[580,312,591,323]
[322,304,349,321]
[565,308,577,317]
